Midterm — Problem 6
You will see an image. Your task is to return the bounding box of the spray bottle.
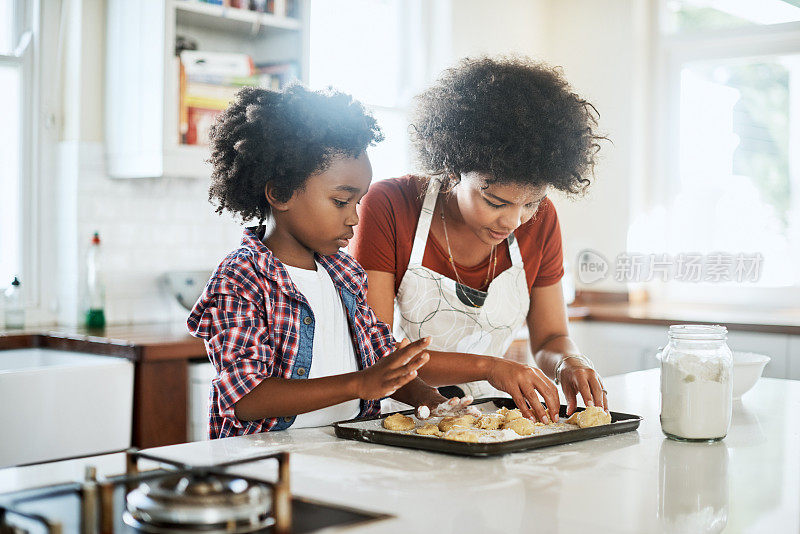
[86,232,106,329]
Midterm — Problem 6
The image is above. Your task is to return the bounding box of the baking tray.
[333,398,643,457]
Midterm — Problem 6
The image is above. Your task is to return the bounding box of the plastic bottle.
[3,276,25,329]
[85,232,106,329]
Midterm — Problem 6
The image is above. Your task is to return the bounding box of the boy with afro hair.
[188,85,457,438]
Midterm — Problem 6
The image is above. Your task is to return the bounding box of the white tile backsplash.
[55,142,243,326]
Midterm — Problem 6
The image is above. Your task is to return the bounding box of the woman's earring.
[442,172,460,193]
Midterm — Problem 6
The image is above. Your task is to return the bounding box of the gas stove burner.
[0,450,389,534]
[123,473,273,533]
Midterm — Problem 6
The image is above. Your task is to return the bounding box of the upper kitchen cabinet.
[105,0,309,179]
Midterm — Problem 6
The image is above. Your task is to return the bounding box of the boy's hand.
[486,359,560,423]
[354,337,431,400]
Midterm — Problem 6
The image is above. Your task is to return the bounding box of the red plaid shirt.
[187,227,395,439]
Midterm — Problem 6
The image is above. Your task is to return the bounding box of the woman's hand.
[486,359,560,423]
[559,359,608,416]
[354,337,430,400]
[416,395,480,419]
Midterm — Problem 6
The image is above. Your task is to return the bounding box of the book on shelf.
[179,50,299,146]
[255,61,300,91]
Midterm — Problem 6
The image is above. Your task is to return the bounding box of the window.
[308,0,428,181]
[0,0,35,289]
[635,1,800,301]
[675,54,798,287]
[664,0,800,33]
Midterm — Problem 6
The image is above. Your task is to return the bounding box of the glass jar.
[660,325,733,442]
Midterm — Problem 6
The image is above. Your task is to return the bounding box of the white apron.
[388,178,530,408]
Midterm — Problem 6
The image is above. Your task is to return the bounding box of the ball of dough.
[438,414,477,432]
[567,406,612,428]
[383,413,415,431]
[442,429,481,443]
[579,405,612,427]
[476,413,504,430]
[498,407,523,422]
[565,412,579,426]
[503,417,539,436]
[416,423,443,437]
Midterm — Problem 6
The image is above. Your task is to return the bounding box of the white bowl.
[732,352,770,399]
[161,270,213,311]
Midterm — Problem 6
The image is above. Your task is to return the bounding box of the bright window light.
[309,0,402,107]
[634,54,800,287]
[666,0,800,33]
[0,0,12,55]
[308,0,416,181]
[0,62,21,285]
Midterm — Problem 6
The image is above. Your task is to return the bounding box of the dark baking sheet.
[333,398,642,457]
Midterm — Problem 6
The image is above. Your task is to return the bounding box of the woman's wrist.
[554,354,594,385]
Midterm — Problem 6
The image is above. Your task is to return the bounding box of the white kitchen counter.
[139,369,799,534]
[2,369,797,533]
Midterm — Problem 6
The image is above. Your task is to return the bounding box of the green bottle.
[85,232,106,329]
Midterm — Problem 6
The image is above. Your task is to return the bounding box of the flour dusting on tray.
[341,400,581,443]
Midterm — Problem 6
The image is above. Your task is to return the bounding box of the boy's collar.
[241,227,298,298]
[317,253,366,297]
[241,226,365,298]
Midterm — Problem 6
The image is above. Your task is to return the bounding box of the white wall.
[448,0,550,60]
[547,0,653,293]
[74,143,242,324]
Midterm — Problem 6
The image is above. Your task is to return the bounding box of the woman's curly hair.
[411,56,604,194]
[207,84,383,223]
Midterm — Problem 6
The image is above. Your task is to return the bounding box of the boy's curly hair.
[208,84,383,223]
[411,56,604,194]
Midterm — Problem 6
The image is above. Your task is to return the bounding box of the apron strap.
[408,178,441,266]
[508,232,524,267]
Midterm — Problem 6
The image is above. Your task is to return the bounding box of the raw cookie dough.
[503,417,545,436]
[438,414,478,432]
[566,406,612,428]
[416,423,443,437]
[499,407,523,422]
[476,413,505,430]
[383,413,415,431]
[442,429,482,443]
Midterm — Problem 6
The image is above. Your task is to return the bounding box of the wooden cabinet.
[105,0,309,179]
[133,359,189,449]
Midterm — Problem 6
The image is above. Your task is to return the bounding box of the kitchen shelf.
[175,1,302,34]
[105,0,309,179]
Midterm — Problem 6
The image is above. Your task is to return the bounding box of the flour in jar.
[660,353,732,440]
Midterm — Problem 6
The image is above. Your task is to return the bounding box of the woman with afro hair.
[351,56,608,423]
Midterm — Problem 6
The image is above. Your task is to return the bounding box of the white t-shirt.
[284,261,361,428]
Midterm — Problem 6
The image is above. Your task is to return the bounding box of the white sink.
[0,348,134,468]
